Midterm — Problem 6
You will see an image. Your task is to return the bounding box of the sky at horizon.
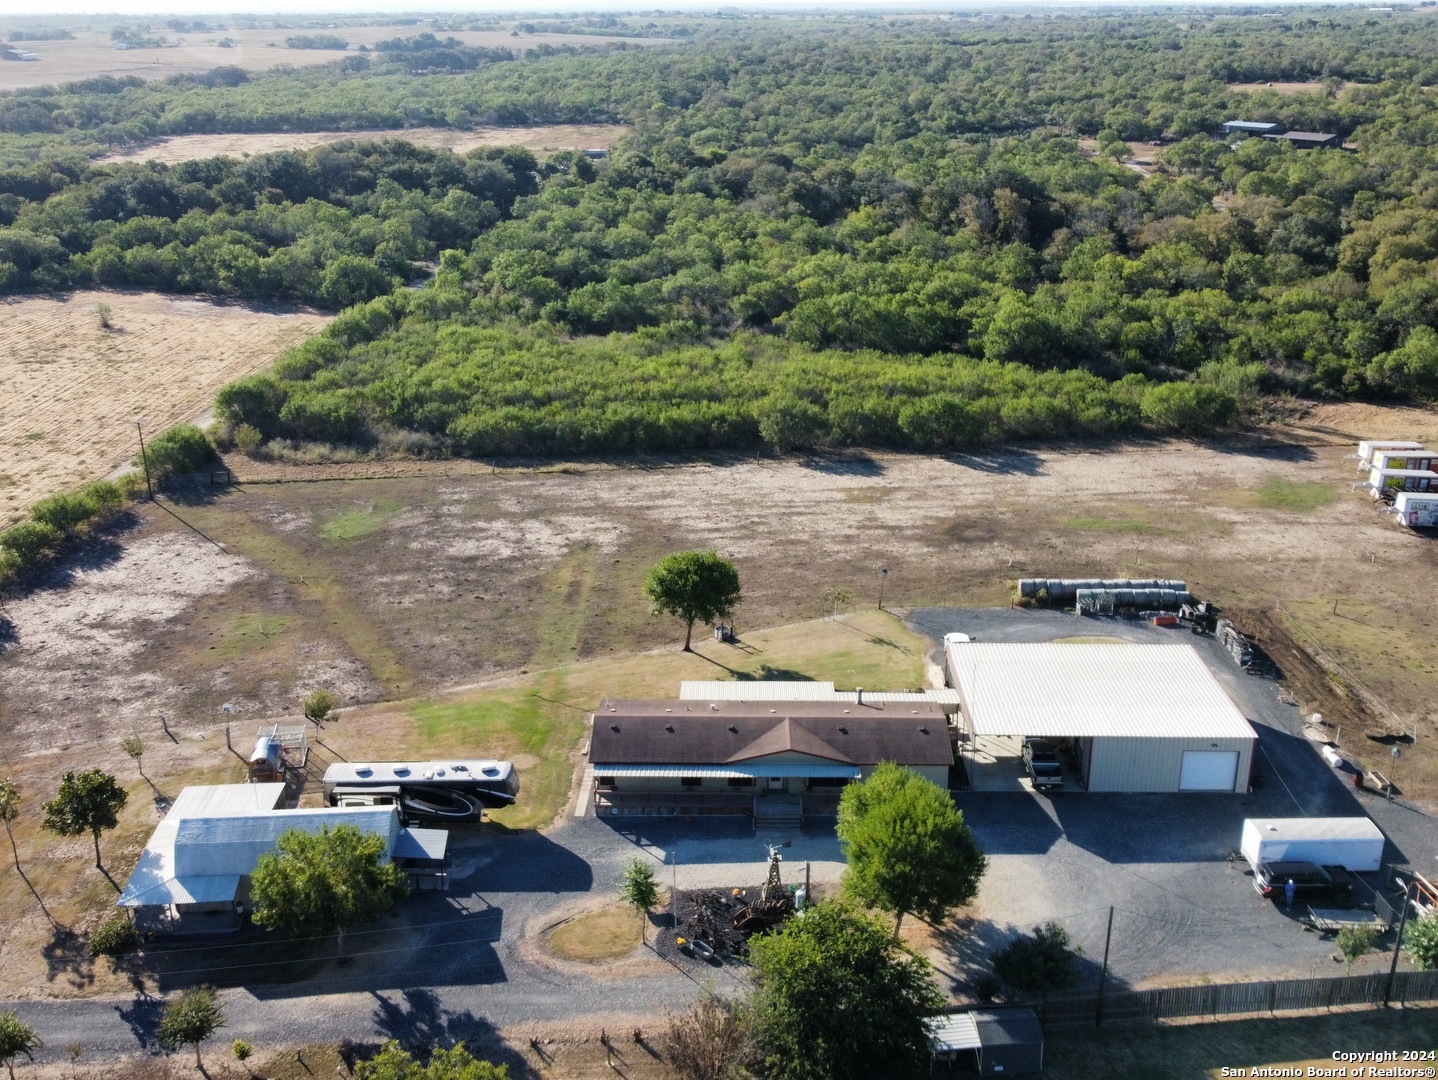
[0,0,1383,18]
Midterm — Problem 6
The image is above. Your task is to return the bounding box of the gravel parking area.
[906,607,1432,990]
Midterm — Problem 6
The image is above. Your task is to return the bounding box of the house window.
[727,777,755,788]
[807,777,849,789]
[681,777,703,788]
[596,776,614,789]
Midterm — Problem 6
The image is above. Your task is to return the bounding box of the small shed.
[928,1008,1045,1075]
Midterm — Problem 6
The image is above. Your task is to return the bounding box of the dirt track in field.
[98,124,633,165]
[0,290,328,527]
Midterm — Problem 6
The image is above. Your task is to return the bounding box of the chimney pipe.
[856,687,864,706]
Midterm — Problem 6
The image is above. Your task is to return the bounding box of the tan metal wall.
[1086,736,1253,793]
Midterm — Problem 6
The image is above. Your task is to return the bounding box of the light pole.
[878,567,889,610]
[1385,875,1415,1006]
[135,422,153,500]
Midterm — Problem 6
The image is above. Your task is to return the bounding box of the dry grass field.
[0,290,329,527]
[98,124,633,165]
[1227,80,1354,94]
[0,25,666,93]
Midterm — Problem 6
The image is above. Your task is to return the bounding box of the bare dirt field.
[0,290,329,527]
[0,26,667,93]
[98,124,634,165]
[1076,137,1161,176]
[1227,80,1355,94]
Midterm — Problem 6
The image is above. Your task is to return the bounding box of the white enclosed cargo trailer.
[1356,440,1427,471]
[1391,491,1438,527]
[1361,467,1438,497]
[1241,817,1384,873]
[1371,450,1438,473]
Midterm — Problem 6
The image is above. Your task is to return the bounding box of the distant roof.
[591,699,952,767]
[168,783,286,818]
[1224,120,1283,131]
[678,681,960,706]
[323,760,513,784]
[1265,131,1337,142]
[947,643,1258,740]
[927,1008,1043,1054]
[927,1013,981,1052]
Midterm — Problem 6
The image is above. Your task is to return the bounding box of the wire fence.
[1003,968,1438,1029]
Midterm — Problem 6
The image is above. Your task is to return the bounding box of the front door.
[768,777,784,792]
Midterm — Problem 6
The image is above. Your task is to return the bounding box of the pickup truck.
[1022,738,1064,791]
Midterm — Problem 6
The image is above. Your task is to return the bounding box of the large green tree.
[837,762,986,936]
[157,986,225,1069]
[644,550,742,652]
[42,770,128,871]
[0,1012,41,1080]
[747,902,943,1080]
[249,824,407,955]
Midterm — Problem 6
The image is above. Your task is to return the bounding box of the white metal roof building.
[945,642,1257,793]
[678,681,961,713]
[118,784,449,930]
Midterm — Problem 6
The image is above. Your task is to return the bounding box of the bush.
[0,520,62,572]
[89,911,141,958]
[992,923,1082,996]
[233,423,264,455]
[757,395,828,454]
[137,424,216,480]
[1139,382,1238,435]
[1404,913,1438,970]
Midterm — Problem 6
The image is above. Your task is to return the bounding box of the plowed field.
[0,290,328,526]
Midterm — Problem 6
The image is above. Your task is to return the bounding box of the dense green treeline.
[0,141,540,307]
[6,10,1438,458]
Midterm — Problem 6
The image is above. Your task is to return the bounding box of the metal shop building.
[945,641,1257,793]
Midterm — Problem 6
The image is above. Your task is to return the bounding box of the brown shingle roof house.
[588,699,954,814]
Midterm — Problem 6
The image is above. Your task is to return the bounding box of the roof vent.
[610,724,620,733]
[665,708,672,713]
[728,724,738,733]
[856,687,864,705]
[710,704,718,711]
[770,709,777,714]
[665,724,675,733]
[838,725,848,734]
[919,726,929,735]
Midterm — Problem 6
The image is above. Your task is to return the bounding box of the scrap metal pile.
[676,846,797,959]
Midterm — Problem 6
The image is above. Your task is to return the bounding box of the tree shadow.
[733,665,814,682]
[15,863,60,929]
[43,923,95,990]
[114,991,165,1052]
[795,452,886,476]
[944,448,1045,476]
[369,988,537,1078]
[0,613,17,654]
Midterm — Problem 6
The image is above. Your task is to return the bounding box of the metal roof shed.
[928,1008,1044,1074]
[946,642,1257,793]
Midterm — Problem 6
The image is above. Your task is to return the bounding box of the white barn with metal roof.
[118,784,449,932]
[945,641,1257,793]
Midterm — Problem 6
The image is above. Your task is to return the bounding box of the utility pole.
[1095,906,1114,1027]
[1385,880,1413,1007]
[136,422,153,500]
[878,567,889,610]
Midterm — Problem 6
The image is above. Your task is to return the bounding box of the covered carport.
[928,1008,1045,1075]
[946,641,1257,793]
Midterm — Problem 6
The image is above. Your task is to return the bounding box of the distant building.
[1223,120,1285,137]
[1,48,39,61]
[1263,130,1341,149]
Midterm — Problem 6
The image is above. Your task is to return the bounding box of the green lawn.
[317,500,404,540]
[1255,475,1335,512]
[399,609,929,828]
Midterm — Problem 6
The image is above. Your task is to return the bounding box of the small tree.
[619,859,660,944]
[93,302,113,330]
[0,778,19,870]
[837,762,987,936]
[1336,925,1380,973]
[250,824,407,956]
[748,902,943,1080]
[992,923,1082,997]
[120,734,144,778]
[157,986,225,1069]
[822,587,852,620]
[644,550,742,652]
[303,689,335,731]
[231,1040,252,1073]
[0,1012,41,1080]
[1404,913,1438,970]
[42,770,128,871]
[89,911,141,958]
[664,996,751,1080]
[232,423,263,456]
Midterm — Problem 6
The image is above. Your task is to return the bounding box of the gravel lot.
[907,607,1434,990]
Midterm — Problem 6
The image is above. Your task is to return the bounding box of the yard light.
[879,567,889,610]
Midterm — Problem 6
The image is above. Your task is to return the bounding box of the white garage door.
[1180,750,1239,791]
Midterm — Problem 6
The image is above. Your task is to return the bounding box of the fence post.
[1095,906,1114,1028]
[1268,980,1277,1015]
